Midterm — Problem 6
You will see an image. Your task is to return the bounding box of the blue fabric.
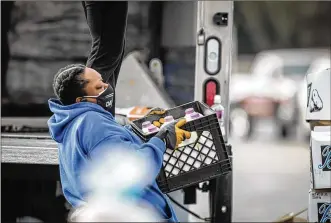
[47,99,178,222]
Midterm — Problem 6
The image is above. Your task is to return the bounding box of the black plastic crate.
[131,101,232,193]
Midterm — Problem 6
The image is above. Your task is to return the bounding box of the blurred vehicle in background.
[296,56,330,141]
[306,57,331,75]
[230,48,329,140]
[229,74,272,140]
[262,49,330,139]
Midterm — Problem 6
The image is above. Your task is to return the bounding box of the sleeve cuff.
[149,137,166,152]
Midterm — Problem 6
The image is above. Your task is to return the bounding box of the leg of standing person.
[1,1,14,103]
[82,1,128,116]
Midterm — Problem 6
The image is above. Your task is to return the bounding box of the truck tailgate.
[1,133,60,181]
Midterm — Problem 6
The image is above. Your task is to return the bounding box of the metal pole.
[209,145,233,223]
[194,1,234,222]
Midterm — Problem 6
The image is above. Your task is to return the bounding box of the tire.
[280,124,290,138]
[276,97,298,140]
[277,118,296,139]
[229,104,253,140]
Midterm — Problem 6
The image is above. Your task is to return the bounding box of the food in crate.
[130,101,231,193]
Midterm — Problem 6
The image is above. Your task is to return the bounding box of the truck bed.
[1,133,60,181]
[2,133,58,165]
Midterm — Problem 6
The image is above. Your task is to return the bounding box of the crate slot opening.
[162,130,219,178]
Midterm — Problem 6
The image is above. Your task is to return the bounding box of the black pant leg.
[82,1,128,115]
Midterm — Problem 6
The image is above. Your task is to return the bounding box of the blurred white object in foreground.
[74,197,161,222]
[73,147,162,222]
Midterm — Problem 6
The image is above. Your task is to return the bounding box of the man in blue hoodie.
[48,3,191,222]
[48,64,191,222]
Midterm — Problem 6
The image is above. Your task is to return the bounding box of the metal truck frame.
[194,1,233,222]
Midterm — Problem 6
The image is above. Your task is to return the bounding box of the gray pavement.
[185,139,310,222]
[1,134,58,164]
[182,119,311,222]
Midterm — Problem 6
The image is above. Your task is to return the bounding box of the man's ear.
[76,97,83,103]
[76,97,96,103]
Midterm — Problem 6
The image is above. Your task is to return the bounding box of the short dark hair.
[53,64,89,105]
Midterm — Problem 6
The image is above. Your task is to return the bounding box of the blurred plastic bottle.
[211,95,225,135]
[164,115,174,124]
[162,115,175,128]
[184,108,194,119]
[142,121,159,134]
[147,125,159,134]
[186,112,203,122]
[142,121,152,134]
[184,108,203,122]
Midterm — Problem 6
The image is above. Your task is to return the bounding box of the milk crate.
[131,101,232,193]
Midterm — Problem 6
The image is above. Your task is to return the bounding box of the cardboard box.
[310,127,331,189]
[308,189,331,222]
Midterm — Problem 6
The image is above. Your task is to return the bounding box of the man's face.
[76,67,108,103]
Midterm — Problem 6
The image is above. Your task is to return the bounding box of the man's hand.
[155,119,191,150]
[145,107,166,127]
[146,107,166,116]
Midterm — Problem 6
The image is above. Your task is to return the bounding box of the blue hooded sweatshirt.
[47,99,178,222]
